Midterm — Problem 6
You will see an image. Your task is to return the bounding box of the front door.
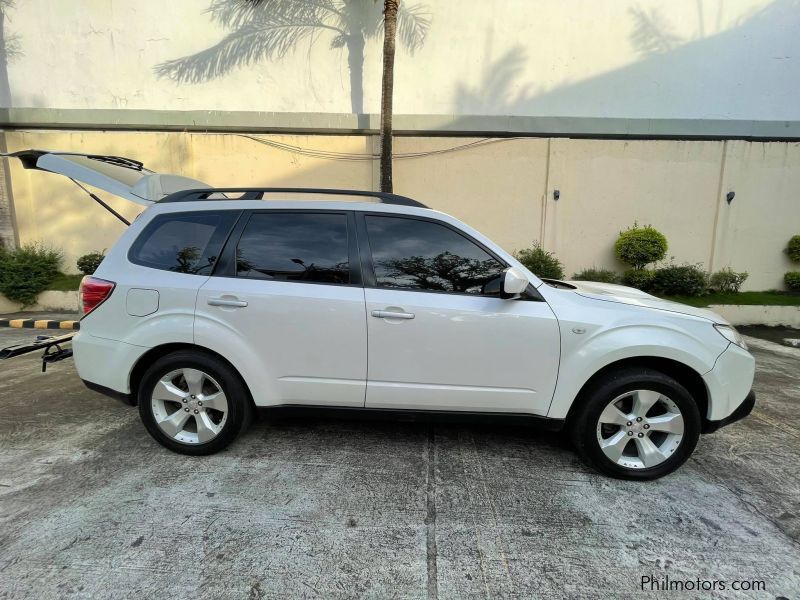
[360,214,560,415]
[195,210,367,407]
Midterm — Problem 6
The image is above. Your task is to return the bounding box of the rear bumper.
[73,331,147,397]
[82,379,136,406]
[703,390,755,433]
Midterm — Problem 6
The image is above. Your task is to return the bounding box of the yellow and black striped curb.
[0,318,80,330]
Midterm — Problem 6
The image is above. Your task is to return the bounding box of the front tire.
[570,367,701,480]
[137,351,253,455]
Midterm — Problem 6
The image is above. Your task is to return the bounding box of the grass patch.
[46,273,84,292]
[661,291,800,307]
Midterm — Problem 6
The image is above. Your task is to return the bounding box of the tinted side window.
[236,212,349,284]
[130,211,238,275]
[365,216,506,294]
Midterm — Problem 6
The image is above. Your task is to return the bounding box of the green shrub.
[651,264,708,296]
[785,271,800,291]
[787,235,800,263]
[0,243,63,306]
[572,267,620,284]
[76,250,106,275]
[708,268,748,294]
[615,223,668,270]
[622,268,655,292]
[514,242,565,279]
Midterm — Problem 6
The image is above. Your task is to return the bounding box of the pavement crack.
[61,536,78,551]
[425,425,438,600]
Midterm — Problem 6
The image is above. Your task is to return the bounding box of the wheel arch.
[564,356,710,429]
[128,343,255,408]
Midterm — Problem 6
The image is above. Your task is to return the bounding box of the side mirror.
[503,267,529,296]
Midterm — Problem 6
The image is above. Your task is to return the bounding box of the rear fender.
[192,312,279,407]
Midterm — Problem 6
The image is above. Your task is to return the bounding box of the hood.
[565,280,729,324]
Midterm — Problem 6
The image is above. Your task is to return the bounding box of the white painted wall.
[4,0,798,121]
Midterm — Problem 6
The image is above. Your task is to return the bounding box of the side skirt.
[256,404,565,431]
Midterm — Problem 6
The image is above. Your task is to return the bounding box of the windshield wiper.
[86,154,145,171]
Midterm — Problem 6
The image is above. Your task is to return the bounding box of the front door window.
[365,215,506,295]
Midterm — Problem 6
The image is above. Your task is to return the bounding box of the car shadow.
[250,406,572,453]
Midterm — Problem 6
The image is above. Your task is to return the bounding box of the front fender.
[546,323,726,419]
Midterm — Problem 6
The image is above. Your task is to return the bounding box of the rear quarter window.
[129,210,239,274]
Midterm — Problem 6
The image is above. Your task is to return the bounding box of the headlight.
[714,324,748,350]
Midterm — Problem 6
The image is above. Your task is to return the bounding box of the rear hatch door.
[2,149,211,205]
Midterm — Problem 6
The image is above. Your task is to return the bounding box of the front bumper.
[703,390,755,433]
[702,341,755,421]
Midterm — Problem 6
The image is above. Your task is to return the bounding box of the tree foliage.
[615,223,668,270]
[708,268,748,293]
[785,272,800,291]
[572,267,620,284]
[378,251,501,293]
[787,234,800,263]
[514,242,564,280]
[76,250,106,275]
[650,264,708,296]
[0,243,62,306]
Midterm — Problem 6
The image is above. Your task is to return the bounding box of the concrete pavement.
[0,327,799,599]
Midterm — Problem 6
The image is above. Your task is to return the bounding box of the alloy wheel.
[150,368,229,445]
[595,389,685,469]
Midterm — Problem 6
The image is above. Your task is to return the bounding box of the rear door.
[194,210,368,407]
[83,209,240,345]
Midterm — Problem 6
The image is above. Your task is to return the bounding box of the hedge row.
[513,224,800,297]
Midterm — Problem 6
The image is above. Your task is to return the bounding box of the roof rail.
[159,187,428,208]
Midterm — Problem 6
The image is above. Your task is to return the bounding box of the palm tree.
[155,0,429,116]
[377,0,397,192]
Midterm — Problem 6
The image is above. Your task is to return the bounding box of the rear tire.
[569,367,701,480]
[137,350,253,455]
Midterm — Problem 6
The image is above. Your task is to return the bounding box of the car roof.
[145,198,444,219]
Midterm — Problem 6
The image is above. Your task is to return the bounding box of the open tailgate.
[0,149,212,366]
[2,149,211,205]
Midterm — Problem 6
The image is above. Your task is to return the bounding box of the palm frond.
[629,7,683,56]
[455,46,527,113]
[208,0,341,30]
[335,0,381,38]
[154,19,325,83]
[397,2,431,53]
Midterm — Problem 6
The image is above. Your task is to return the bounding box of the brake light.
[79,276,116,316]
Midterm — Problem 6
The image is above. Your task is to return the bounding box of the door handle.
[371,309,415,320]
[208,297,248,308]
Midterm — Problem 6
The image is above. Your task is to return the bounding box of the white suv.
[7,150,756,479]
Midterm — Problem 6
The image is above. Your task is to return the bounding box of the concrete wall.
[3,0,798,124]
[710,141,800,284]
[710,305,800,327]
[0,291,78,315]
[4,130,374,270]
[4,130,798,291]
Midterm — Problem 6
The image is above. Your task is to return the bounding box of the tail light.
[79,276,116,316]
